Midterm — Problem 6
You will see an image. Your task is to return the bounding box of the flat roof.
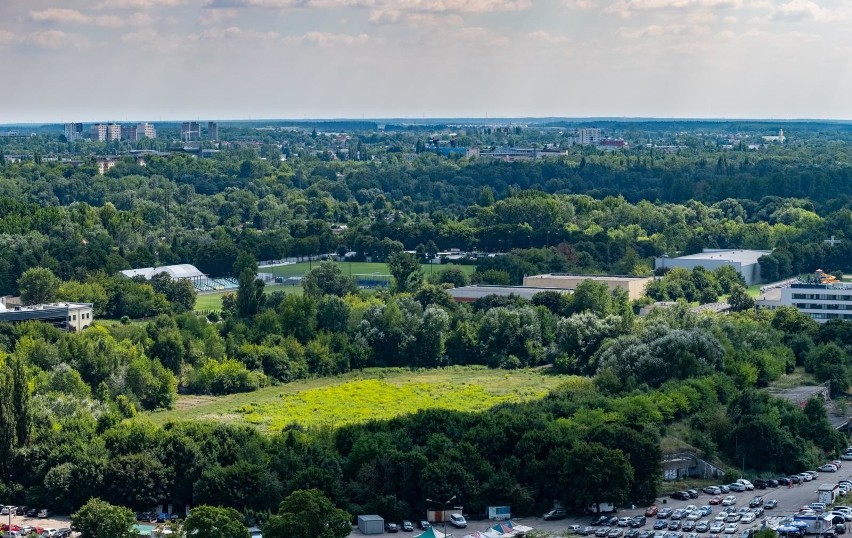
[525,273,652,282]
[0,302,92,314]
[667,249,771,265]
[448,286,572,301]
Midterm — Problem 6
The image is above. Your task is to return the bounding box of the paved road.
[358,466,852,538]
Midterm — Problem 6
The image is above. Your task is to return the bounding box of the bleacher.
[194,277,239,293]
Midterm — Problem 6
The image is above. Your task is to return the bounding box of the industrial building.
[0,299,93,332]
[120,264,206,284]
[654,249,771,286]
[522,273,653,301]
[448,285,571,303]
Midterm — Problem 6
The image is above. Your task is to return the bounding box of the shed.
[358,515,385,535]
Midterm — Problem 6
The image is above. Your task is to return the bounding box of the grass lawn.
[747,284,762,297]
[194,284,301,312]
[147,366,580,432]
[262,261,475,278]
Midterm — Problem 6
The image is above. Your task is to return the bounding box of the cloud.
[772,0,844,22]
[200,8,240,24]
[368,8,401,23]
[0,30,17,45]
[200,26,281,39]
[603,0,741,17]
[99,0,186,8]
[283,31,371,46]
[528,30,572,44]
[617,22,710,37]
[29,8,158,27]
[4,30,92,50]
[204,0,529,11]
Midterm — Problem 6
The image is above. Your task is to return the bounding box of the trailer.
[793,515,834,535]
[819,484,840,505]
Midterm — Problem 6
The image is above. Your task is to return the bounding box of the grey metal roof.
[669,249,771,265]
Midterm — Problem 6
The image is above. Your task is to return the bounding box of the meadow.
[148,366,577,431]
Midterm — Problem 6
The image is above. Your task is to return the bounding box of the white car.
[722,496,737,506]
[741,513,756,524]
[725,524,739,534]
[449,514,467,528]
[711,523,725,533]
[736,480,755,491]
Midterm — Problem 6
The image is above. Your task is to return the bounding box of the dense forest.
[1,121,852,530]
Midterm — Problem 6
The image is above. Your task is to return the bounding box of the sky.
[0,0,851,123]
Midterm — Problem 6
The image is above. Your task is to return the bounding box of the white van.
[587,503,617,514]
[449,514,467,528]
[736,479,754,491]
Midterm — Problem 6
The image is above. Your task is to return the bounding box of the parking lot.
[354,465,852,538]
[0,512,78,537]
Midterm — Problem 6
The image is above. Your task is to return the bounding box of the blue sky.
[1,0,850,122]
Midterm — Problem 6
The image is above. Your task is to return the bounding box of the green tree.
[0,367,14,479]
[264,489,352,538]
[17,267,61,305]
[71,498,136,538]
[727,284,755,312]
[564,442,633,512]
[10,356,31,446]
[183,506,249,538]
[302,261,357,298]
[388,252,423,294]
[236,268,265,318]
[570,280,612,316]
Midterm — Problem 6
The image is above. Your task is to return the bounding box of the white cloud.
[562,0,595,9]
[99,0,186,8]
[604,0,741,17]
[29,8,159,27]
[284,31,371,46]
[0,30,17,45]
[772,0,845,22]
[528,30,572,44]
[203,0,528,11]
[368,9,401,24]
[200,8,240,24]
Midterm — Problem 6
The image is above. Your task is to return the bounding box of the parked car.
[419,521,431,530]
[696,522,710,533]
[788,475,801,484]
[709,497,722,506]
[710,523,725,533]
[658,508,674,519]
[386,523,400,533]
[819,464,838,473]
[646,507,659,517]
[671,492,691,501]
[842,454,852,461]
[668,521,681,531]
[654,521,668,530]
[683,521,696,532]
[837,525,847,535]
[741,514,756,524]
[767,479,779,488]
[725,514,740,523]
[752,479,767,489]
[718,485,730,494]
[449,514,467,529]
[618,518,632,527]
[24,509,36,518]
[597,528,611,537]
[609,529,624,538]
[579,527,595,536]
[626,529,640,538]
[687,490,700,499]
[544,508,567,521]
[631,517,647,528]
[724,524,739,534]
[14,507,26,517]
[402,521,414,532]
[700,506,713,517]
[37,509,49,519]
[752,507,764,517]
[736,480,754,491]
[722,497,737,507]
[592,517,610,526]
[765,500,778,509]
[54,530,71,538]
[704,487,722,495]
[728,484,746,493]
[750,497,763,508]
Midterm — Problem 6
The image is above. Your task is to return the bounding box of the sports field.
[193,262,475,312]
[147,366,582,432]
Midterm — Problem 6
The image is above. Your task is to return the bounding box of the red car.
[709,496,723,505]
[645,506,659,517]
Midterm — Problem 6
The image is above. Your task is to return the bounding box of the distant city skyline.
[1,0,851,123]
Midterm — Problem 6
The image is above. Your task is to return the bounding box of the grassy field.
[194,284,300,312]
[147,366,579,432]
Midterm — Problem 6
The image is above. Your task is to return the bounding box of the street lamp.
[426,496,457,538]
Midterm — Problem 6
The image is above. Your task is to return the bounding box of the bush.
[187,358,267,395]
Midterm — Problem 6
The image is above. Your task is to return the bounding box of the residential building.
[91,123,121,141]
[138,122,156,139]
[121,124,138,140]
[757,272,852,322]
[0,298,93,332]
[208,121,218,140]
[655,249,771,286]
[566,128,603,146]
[64,122,83,141]
[95,156,119,175]
[181,121,200,142]
[523,273,653,301]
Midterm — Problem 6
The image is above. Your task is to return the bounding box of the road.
[356,466,852,538]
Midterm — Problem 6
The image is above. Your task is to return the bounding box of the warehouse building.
[654,249,771,286]
[522,273,653,301]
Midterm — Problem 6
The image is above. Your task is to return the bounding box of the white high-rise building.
[138,122,156,139]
